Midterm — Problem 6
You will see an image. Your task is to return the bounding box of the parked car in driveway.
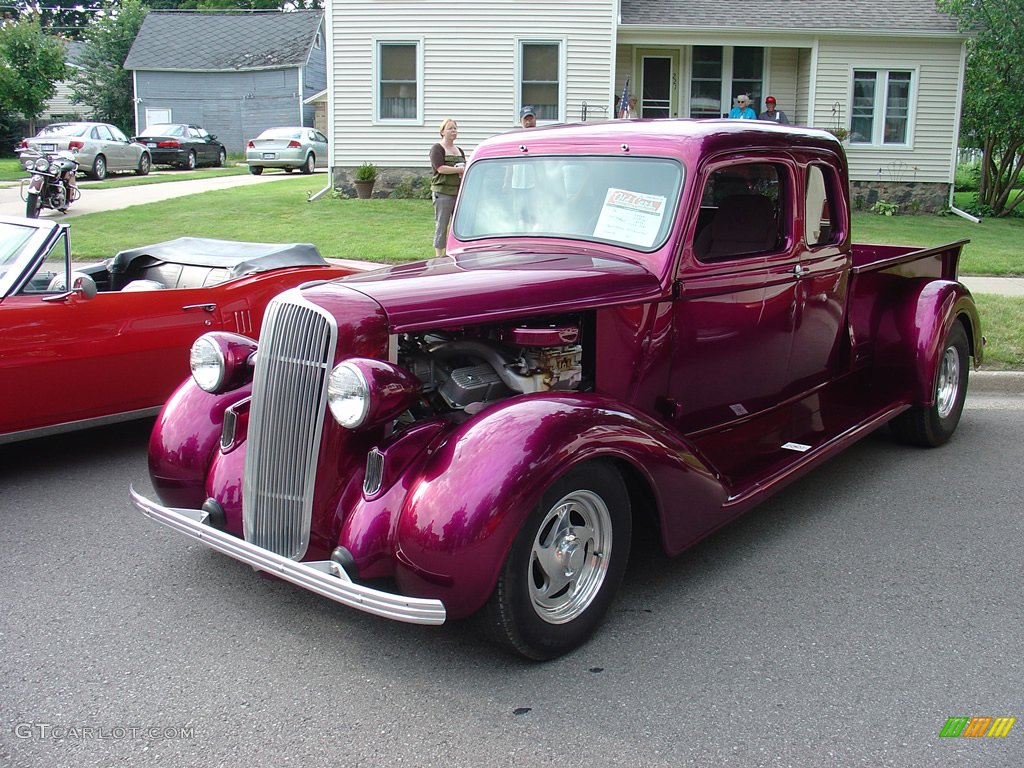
[0,214,376,445]
[245,127,327,175]
[19,122,151,180]
[131,124,227,169]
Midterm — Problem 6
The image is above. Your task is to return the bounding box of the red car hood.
[322,247,665,332]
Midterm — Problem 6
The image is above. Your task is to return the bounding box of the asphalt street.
[1,389,1021,768]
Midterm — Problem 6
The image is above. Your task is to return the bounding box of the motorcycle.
[17,148,81,218]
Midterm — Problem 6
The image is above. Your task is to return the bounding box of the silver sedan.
[245,127,327,175]
[19,122,152,180]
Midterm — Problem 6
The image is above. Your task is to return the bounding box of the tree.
[940,0,1024,217]
[0,17,67,135]
[12,1,106,40]
[69,0,147,132]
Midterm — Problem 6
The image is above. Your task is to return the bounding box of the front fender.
[393,393,725,619]
[149,377,252,508]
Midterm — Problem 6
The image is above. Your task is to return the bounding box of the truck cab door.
[668,159,800,433]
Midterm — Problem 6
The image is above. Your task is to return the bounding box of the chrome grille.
[363,448,384,496]
[243,293,337,559]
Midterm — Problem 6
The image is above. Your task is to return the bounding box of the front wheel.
[890,322,970,447]
[248,165,263,176]
[25,191,42,218]
[485,461,631,660]
[216,148,226,167]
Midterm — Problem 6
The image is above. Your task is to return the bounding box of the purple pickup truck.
[131,120,982,659]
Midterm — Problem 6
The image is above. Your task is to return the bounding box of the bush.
[355,162,378,182]
[954,162,980,192]
[390,173,431,200]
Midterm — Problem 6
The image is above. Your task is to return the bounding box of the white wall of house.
[328,0,617,168]
[812,36,966,184]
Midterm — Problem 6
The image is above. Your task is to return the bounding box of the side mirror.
[73,274,98,299]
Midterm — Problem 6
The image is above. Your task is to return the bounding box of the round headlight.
[327,362,370,428]
[34,158,51,172]
[190,335,226,393]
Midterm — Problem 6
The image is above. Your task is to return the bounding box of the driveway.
[0,169,322,219]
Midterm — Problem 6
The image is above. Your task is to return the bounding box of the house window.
[520,41,561,121]
[378,42,419,121]
[850,70,912,145]
[688,46,764,118]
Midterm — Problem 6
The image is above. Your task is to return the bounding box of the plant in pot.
[354,162,378,199]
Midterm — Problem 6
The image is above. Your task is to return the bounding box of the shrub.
[355,162,378,182]
[871,200,899,216]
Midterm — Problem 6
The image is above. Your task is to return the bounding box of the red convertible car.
[0,215,373,444]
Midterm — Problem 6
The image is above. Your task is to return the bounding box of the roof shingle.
[620,0,962,35]
[124,11,323,72]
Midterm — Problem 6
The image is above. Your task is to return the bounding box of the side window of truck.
[805,164,839,247]
[694,162,786,262]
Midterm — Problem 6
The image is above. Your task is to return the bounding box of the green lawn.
[0,156,248,185]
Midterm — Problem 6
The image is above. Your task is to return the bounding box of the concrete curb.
[970,370,1024,395]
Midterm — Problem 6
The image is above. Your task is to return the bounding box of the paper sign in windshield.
[593,188,668,247]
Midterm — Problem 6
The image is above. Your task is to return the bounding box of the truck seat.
[695,194,778,260]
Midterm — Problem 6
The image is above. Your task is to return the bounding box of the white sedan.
[19,122,152,180]
[245,127,328,175]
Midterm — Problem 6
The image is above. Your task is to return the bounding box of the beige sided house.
[324,0,966,210]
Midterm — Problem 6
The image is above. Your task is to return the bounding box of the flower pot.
[354,180,375,199]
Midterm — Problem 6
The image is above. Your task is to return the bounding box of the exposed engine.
[399,317,587,415]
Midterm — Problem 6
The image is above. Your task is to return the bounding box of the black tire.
[485,460,631,660]
[185,151,197,171]
[248,166,263,176]
[301,153,315,174]
[890,321,969,447]
[136,153,151,176]
[216,148,226,167]
[91,154,107,181]
[25,192,42,218]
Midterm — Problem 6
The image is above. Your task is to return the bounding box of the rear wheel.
[91,154,107,181]
[248,165,263,176]
[301,153,315,174]
[485,461,631,660]
[890,322,969,447]
[25,192,42,218]
[185,151,197,171]
[136,153,151,176]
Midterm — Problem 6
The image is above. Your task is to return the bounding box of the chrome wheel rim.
[936,344,961,419]
[529,489,612,624]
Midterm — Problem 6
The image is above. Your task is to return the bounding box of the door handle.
[183,303,216,312]
[793,265,808,277]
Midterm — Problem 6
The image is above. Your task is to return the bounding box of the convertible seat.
[108,237,327,290]
[694,194,778,260]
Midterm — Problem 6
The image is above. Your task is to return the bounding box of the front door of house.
[637,49,679,118]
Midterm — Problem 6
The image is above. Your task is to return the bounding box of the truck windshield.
[453,156,683,252]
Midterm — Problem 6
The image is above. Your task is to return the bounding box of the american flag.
[618,77,630,119]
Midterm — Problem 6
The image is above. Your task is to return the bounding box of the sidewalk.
[961,276,1024,297]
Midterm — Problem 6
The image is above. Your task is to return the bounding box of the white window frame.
[373,38,423,125]
[515,37,566,124]
[848,67,916,148]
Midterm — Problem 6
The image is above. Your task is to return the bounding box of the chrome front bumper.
[129,485,446,625]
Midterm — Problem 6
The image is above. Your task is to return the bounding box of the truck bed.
[851,239,969,281]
